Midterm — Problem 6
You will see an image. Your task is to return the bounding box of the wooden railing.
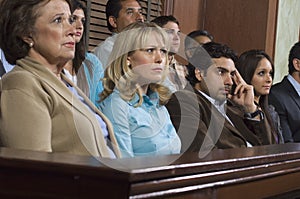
[1,143,300,198]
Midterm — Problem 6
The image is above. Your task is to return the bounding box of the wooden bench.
[1,143,300,198]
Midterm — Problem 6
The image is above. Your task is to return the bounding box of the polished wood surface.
[1,144,300,198]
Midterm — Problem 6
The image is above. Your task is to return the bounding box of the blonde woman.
[100,22,181,157]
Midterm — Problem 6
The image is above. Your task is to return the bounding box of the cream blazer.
[0,57,121,158]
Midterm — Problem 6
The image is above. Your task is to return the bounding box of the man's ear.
[108,16,117,29]
[293,58,300,71]
[185,50,193,60]
[195,68,202,81]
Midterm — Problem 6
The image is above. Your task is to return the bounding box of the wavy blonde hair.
[100,22,171,106]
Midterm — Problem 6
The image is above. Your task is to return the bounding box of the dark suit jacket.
[269,76,300,142]
[166,87,275,153]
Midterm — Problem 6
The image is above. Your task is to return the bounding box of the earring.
[127,61,130,66]
[29,42,33,48]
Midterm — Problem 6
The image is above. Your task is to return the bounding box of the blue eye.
[145,48,154,53]
[54,17,62,23]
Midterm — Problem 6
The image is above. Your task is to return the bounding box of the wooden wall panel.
[171,0,204,34]
[202,0,278,58]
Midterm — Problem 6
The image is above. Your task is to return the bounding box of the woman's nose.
[155,51,163,64]
[67,21,76,37]
[75,20,83,29]
[266,74,273,82]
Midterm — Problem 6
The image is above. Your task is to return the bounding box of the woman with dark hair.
[63,0,104,107]
[236,50,284,144]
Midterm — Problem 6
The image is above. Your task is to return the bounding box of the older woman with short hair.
[0,0,120,158]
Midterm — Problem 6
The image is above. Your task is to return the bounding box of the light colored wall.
[274,0,300,84]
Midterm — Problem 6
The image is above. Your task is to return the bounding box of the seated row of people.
[0,0,299,160]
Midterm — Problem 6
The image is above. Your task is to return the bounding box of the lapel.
[62,75,121,158]
[17,57,121,158]
[195,89,247,143]
[283,77,300,110]
[17,57,91,117]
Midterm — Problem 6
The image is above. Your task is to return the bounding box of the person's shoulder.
[169,88,193,99]
[169,87,201,106]
[2,67,38,88]
[99,91,129,114]
[271,76,289,93]
[100,90,126,105]
[94,35,116,49]
[85,53,102,65]
[0,67,48,100]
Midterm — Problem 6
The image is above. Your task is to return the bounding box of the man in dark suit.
[166,42,275,155]
[269,41,300,142]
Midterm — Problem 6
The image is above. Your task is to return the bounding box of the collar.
[124,89,160,107]
[198,90,227,108]
[0,49,14,73]
[287,74,300,96]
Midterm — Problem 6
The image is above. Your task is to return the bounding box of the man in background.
[269,41,300,142]
[152,15,187,93]
[93,0,144,68]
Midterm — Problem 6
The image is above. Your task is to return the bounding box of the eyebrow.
[125,7,142,11]
[216,66,236,75]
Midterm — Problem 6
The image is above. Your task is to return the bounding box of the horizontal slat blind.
[80,0,162,52]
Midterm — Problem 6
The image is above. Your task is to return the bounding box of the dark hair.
[186,42,237,86]
[106,0,142,32]
[236,50,274,84]
[70,0,93,97]
[151,15,179,27]
[201,42,238,62]
[184,29,214,48]
[236,49,277,140]
[288,41,300,75]
[71,0,87,74]
[0,0,71,65]
[184,30,214,61]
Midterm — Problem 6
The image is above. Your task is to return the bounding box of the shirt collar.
[0,49,14,73]
[121,89,159,107]
[287,74,300,96]
[198,90,227,107]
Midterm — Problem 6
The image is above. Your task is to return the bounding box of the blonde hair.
[100,22,171,106]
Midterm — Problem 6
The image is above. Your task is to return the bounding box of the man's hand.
[227,70,257,113]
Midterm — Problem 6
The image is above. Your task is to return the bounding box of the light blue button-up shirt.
[100,89,181,157]
[287,74,300,97]
[0,49,14,73]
